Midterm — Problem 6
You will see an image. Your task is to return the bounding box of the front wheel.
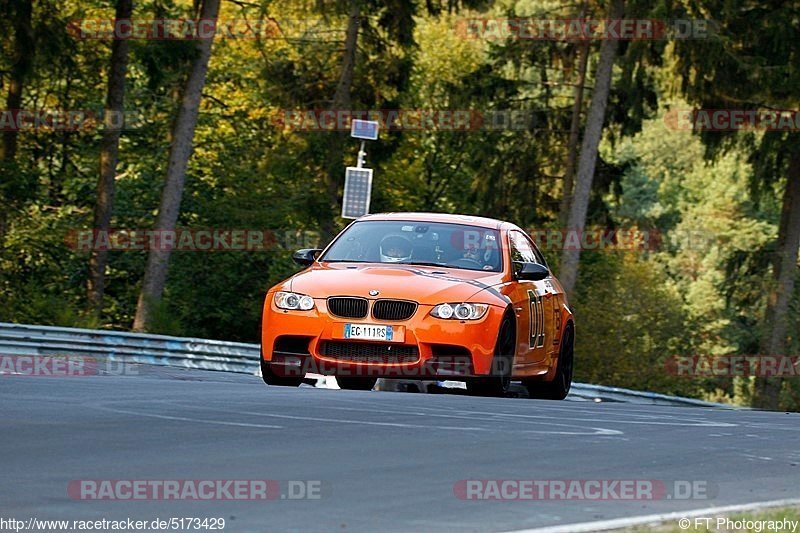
[260,356,303,387]
[525,323,574,400]
[467,314,515,397]
[336,377,377,391]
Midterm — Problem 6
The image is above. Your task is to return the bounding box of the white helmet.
[379,234,413,263]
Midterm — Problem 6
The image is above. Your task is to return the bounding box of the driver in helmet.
[379,234,413,263]
[462,243,482,263]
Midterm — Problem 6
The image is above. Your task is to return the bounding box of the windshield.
[320,220,503,272]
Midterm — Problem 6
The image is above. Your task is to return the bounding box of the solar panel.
[351,119,379,140]
[341,167,373,219]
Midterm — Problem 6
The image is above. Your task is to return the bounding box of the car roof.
[358,212,514,231]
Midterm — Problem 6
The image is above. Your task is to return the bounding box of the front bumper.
[261,293,506,378]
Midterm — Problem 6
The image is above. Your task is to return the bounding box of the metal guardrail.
[567,383,736,408]
[0,322,260,374]
[0,322,735,408]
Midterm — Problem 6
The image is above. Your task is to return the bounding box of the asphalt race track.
[2,366,800,532]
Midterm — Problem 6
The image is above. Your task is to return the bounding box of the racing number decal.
[527,290,545,349]
[553,307,561,346]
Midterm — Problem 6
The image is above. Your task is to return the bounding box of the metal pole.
[357,141,366,168]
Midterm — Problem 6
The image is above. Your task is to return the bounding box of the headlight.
[275,291,315,311]
[431,302,488,320]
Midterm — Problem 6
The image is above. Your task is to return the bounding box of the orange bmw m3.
[260,213,574,398]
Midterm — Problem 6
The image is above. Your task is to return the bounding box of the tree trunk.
[87,0,133,317]
[0,0,34,247]
[133,0,221,331]
[1,0,33,162]
[320,0,360,244]
[558,35,590,226]
[559,0,624,299]
[753,149,800,410]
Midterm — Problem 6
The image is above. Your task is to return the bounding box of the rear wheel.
[467,314,515,397]
[525,323,574,400]
[260,356,303,387]
[336,376,378,391]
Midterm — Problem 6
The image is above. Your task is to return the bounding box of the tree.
[558,6,591,226]
[756,146,800,408]
[0,0,34,247]
[559,0,624,297]
[133,0,221,331]
[88,0,133,316]
[671,0,800,409]
[315,0,422,242]
[320,0,361,243]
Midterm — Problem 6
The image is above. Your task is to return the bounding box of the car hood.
[286,263,507,304]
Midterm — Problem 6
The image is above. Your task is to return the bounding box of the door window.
[509,231,537,263]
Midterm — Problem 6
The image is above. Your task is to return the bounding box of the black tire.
[467,314,515,397]
[336,376,378,391]
[525,323,574,400]
[260,355,303,387]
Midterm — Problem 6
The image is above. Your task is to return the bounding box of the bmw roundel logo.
[369,289,380,296]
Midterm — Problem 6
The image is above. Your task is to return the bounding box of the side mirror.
[292,248,322,266]
[517,262,549,281]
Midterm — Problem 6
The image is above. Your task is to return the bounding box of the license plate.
[344,324,394,341]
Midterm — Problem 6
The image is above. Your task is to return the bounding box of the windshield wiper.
[394,261,450,268]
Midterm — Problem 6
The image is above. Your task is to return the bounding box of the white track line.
[165,400,622,436]
[505,497,800,533]
[90,405,284,429]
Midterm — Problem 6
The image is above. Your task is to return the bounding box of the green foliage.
[573,252,693,395]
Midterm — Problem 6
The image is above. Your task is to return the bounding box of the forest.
[1,0,798,410]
